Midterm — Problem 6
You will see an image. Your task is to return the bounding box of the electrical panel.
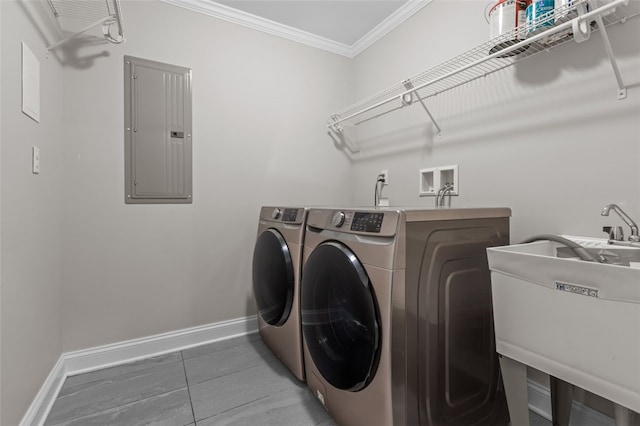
[124,56,192,204]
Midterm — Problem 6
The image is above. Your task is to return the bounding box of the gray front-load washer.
[252,206,308,381]
[300,207,511,425]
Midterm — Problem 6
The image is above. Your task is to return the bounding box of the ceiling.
[162,0,429,57]
[214,0,410,46]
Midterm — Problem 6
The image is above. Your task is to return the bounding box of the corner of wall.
[1,1,65,424]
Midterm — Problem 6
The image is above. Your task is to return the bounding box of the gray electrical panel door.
[124,56,192,204]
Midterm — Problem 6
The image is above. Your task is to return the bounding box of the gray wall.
[0,1,65,425]
[0,2,3,423]
[1,0,353,422]
[348,0,639,415]
[2,0,638,423]
[350,0,640,242]
[0,2,3,422]
[60,0,353,352]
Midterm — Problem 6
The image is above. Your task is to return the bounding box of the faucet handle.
[603,226,624,241]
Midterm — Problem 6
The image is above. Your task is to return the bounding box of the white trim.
[64,315,257,375]
[20,316,258,426]
[351,0,433,57]
[19,356,66,426]
[527,379,615,426]
[160,0,354,57]
[158,0,432,58]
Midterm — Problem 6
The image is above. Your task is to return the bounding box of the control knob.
[272,208,281,219]
[332,211,346,227]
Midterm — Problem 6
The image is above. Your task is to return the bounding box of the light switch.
[32,146,40,174]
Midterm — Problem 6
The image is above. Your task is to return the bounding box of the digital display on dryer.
[350,212,383,233]
[282,208,299,222]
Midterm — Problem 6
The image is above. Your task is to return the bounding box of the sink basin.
[487,237,640,412]
[557,236,640,267]
[556,246,640,266]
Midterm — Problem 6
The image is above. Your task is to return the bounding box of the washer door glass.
[252,229,295,326]
[301,241,380,391]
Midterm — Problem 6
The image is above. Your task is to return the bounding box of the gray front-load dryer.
[300,207,511,425]
[252,206,307,381]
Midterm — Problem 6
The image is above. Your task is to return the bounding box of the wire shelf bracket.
[46,0,125,54]
[327,0,639,153]
[402,79,442,136]
[595,14,628,99]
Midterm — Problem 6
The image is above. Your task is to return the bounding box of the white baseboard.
[527,379,615,426]
[21,315,258,426]
[20,356,66,426]
[64,315,258,376]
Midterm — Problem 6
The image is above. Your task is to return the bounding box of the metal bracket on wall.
[594,15,627,100]
[328,114,360,153]
[402,80,441,136]
[326,0,638,154]
[46,0,125,55]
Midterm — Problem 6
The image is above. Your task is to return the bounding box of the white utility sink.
[487,236,640,423]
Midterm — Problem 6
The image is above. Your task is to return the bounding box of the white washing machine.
[252,206,308,381]
[300,207,511,425]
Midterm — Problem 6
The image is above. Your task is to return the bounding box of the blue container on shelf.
[526,0,555,35]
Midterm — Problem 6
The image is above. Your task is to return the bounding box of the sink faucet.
[601,204,640,242]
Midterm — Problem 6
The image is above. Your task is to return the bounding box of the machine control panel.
[261,206,305,225]
[350,212,384,233]
[332,211,346,227]
[308,208,398,237]
[282,208,299,222]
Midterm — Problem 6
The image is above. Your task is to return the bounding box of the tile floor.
[45,332,551,426]
[45,333,335,426]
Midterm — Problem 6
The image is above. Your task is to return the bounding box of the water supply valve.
[603,226,624,241]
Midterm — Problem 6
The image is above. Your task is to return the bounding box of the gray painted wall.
[2,0,638,423]
[2,0,353,422]
[348,0,640,415]
[350,0,640,243]
[1,1,65,425]
[0,2,3,423]
[60,1,353,352]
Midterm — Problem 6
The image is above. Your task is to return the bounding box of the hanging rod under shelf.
[327,0,639,150]
[46,0,125,52]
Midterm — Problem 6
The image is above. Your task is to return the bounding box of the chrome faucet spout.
[601,204,640,242]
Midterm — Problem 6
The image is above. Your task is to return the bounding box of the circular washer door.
[252,229,295,326]
[301,241,380,391]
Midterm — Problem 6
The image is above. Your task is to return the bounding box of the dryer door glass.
[252,229,295,326]
[301,242,380,391]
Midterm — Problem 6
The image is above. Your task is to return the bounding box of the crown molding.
[351,0,433,57]
[160,0,431,59]
[160,0,354,58]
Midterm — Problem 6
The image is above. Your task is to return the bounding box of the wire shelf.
[328,0,639,139]
[47,0,125,51]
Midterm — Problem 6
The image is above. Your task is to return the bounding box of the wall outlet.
[32,146,40,174]
[380,169,389,185]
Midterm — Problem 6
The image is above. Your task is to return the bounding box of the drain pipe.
[520,234,598,262]
[374,174,386,207]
